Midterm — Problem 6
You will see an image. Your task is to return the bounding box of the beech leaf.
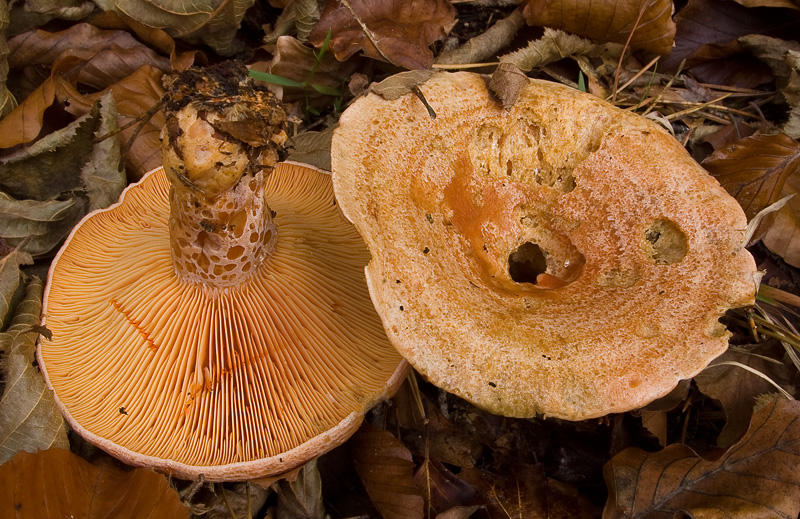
[703,131,800,220]
[603,397,800,519]
[309,0,456,70]
[0,276,69,464]
[350,423,424,519]
[0,448,189,518]
[520,0,675,55]
[106,0,254,56]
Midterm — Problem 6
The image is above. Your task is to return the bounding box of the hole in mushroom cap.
[508,242,547,284]
[644,219,688,264]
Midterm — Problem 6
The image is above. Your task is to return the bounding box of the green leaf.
[0,276,69,465]
[310,83,341,96]
[249,69,307,88]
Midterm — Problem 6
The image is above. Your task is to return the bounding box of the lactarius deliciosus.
[38,62,407,480]
[331,70,759,421]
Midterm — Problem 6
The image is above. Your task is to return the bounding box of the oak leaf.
[0,449,188,518]
[309,0,456,70]
[520,0,675,55]
[603,397,800,519]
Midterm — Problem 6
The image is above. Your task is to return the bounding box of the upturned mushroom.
[37,62,407,480]
[331,70,759,421]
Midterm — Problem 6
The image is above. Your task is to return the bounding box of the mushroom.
[37,63,408,480]
[331,71,759,421]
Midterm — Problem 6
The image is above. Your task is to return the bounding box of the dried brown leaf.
[350,423,424,519]
[8,24,170,90]
[762,170,800,266]
[413,458,483,515]
[0,449,189,518]
[603,397,800,519]
[0,276,69,464]
[663,0,800,76]
[0,250,31,329]
[104,0,254,56]
[0,0,16,119]
[740,34,800,139]
[703,131,800,220]
[499,27,608,73]
[731,0,800,9]
[435,8,525,65]
[61,64,165,180]
[274,460,325,519]
[309,0,456,70]
[695,345,796,447]
[370,69,437,100]
[520,0,675,55]
[0,73,57,148]
[0,95,124,256]
[460,464,599,519]
[287,129,333,171]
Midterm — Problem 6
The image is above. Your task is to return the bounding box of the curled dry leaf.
[603,397,800,519]
[520,0,675,55]
[435,8,525,66]
[703,131,800,220]
[0,449,188,519]
[309,0,456,70]
[104,0,254,56]
[0,276,69,464]
[498,27,608,73]
[695,345,796,447]
[350,423,424,519]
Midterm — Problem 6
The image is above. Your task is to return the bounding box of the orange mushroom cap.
[331,71,759,421]
[38,162,407,480]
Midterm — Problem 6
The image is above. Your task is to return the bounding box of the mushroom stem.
[159,62,288,288]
